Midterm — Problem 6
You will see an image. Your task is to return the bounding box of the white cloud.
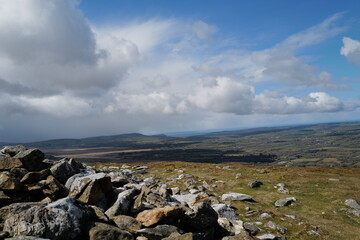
[192,21,217,40]
[341,37,360,66]
[189,77,345,115]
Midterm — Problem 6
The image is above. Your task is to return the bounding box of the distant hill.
[1,122,359,167]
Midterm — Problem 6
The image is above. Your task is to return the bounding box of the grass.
[90,161,360,240]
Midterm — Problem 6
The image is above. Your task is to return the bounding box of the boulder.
[274,197,296,207]
[136,206,183,227]
[0,156,23,170]
[1,145,27,157]
[50,160,77,184]
[3,197,97,240]
[136,225,178,240]
[89,222,133,240]
[43,175,67,201]
[105,189,136,218]
[20,169,50,184]
[221,193,255,202]
[181,202,218,230]
[112,215,142,233]
[10,168,28,179]
[0,172,23,191]
[69,173,113,204]
[13,149,45,171]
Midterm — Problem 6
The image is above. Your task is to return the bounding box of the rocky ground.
[0,145,359,240]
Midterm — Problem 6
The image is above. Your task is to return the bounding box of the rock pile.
[0,145,300,240]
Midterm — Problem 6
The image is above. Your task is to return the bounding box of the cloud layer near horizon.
[0,0,359,141]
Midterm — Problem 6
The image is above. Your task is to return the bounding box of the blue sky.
[0,0,359,142]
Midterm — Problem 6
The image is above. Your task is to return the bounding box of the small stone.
[344,199,360,209]
[258,212,272,220]
[221,193,255,202]
[256,233,278,240]
[275,197,296,207]
[248,180,263,188]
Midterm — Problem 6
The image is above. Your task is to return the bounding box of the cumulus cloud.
[189,77,345,115]
[341,37,360,66]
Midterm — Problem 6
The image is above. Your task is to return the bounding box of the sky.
[0,0,360,142]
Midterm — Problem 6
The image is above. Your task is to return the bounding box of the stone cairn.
[0,145,294,240]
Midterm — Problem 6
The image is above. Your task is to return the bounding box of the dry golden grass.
[90,161,360,240]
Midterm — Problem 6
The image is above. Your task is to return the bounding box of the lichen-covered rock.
[89,222,133,240]
[43,175,67,201]
[50,160,77,184]
[105,189,136,218]
[212,204,238,220]
[1,145,27,157]
[69,173,113,204]
[20,169,50,184]
[162,232,193,240]
[0,156,23,170]
[112,215,142,233]
[181,202,218,230]
[3,197,97,240]
[217,218,246,235]
[0,172,23,191]
[13,149,45,171]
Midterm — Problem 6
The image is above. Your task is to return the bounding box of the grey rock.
[275,183,289,194]
[181,202,218,230]
[258,212,272,220]
[43,175,68,201]
[10,168,28,179]
[69,173,113,204]
[256,233,278,240]
[89,222,133,240]
[212,204,238,220]
[3,197,97,240]
[14,149,45,171]
[344,199,360,209]
[217,218,245,234]
[20,169,50,184]
[1,145,27,157]
[221,193,255,202]
[274,197,296,207]
[0,156,23,170]
[50,160,77,184]
[105,189,136,218]
[163,232,193,240]
[243,222,260,236]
